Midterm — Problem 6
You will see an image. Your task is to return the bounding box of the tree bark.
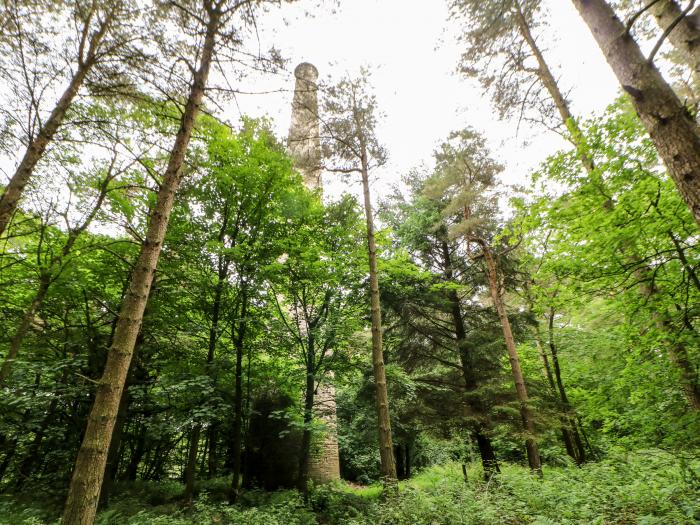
[440,239,500,478]
[651,0,700,76]
[360,154,397,482]
[512,0,596,172]
[60,7,221,523]
[0,7,113,237]
[207,426,218,479]
[481,244,542,475]
[296,335,315,498]
[184,255,229,503]
[546,310,586,464]
[229,289,248,503]
[184,427,201,504]
[571,0,700,227]
[99,382,129,509]
[533,323,580,463]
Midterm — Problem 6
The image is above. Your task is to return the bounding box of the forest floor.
[1,449,698,525]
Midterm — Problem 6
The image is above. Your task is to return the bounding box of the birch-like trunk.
[60,7,220,523]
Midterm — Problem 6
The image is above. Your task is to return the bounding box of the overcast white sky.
[223,0,621,202]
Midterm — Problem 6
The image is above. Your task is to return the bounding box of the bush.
[0,450,697,525]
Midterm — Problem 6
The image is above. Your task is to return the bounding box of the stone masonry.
[287,62,341,483]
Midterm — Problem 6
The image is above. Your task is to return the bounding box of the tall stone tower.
[287,62,341,483]
[288,62,323,190]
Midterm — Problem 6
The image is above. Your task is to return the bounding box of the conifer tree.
[320,70,397,482]
[426,128,542,475]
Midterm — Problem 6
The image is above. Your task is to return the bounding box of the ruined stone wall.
[307,380,341,483]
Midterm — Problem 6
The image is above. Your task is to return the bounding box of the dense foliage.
[1,0,700,523]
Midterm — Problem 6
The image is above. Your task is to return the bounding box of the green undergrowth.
[1,450,698,525]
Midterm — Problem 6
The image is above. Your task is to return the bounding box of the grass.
[0,449,698,524]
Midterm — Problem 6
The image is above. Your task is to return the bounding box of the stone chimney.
[288,62,323,190]
[287,62,341,483]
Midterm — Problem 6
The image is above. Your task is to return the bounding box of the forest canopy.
[0,1,699,524]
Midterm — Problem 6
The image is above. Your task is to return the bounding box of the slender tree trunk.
[0,169,111,384]
[533,324,556,391]
[61,8,221,523]
[474,432,500,477]
[481,244,542,475]
[359,155,397,482]
[0,7,113,237]
[533,323,580,463]
[0,438,17,486]
[514,0,595,171]
[661,317,700,409]
[296,337,315,499]
[123,425,146,482]
[572,0,700,227]
[16,391,63,486]
[440,239,500,478]
[184,427,201,504]
[546,310,586,463]
[184,257,229,503]
[635,268,700,409]
[394,444,405,479]
[404,442,411,478]
[229,290,248,503]
[207,426,218,479]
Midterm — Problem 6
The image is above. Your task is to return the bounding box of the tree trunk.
[635,267,700,409]
[207,426,218,479]
[16,385,64,487]
[123,425,146,482]
[514,0,595,171]
[481,245,542,475]
[661,316,700,409]
[184,255,229,503]
[0,438,17,485]
[394,444,405,479]
[0,173,110,384]
[0,7,113,237]
[571,0,700,227]
[440,239,500,478]
[229,290,248,503]
[546,310,586,463]
[404,442,411,478]
[184,426,201,504]
[60,8,221,523]
[296,337,315,499]
[651,0,700,76]
[360,156,397,482]
[99,383,129,509]
[516,0,698,409]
